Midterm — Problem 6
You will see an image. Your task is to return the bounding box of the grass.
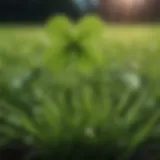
[0,25,45,49]
[0,22,160,159]
[0,25,160,46]
[106,26,156,43]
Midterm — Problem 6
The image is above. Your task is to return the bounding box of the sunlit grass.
[0,25,160,44]
[106,25,160,45]
[0,23,160,159]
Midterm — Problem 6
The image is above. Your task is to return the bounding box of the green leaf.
[76,15,105,39]
[46,15,73,41]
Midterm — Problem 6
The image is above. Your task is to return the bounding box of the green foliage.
[0,16,160,160]
[45,15,106,74]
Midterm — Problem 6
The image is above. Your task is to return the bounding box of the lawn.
[0,25,160,46]
[0,23,160,160]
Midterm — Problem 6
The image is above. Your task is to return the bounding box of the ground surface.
[0,25,160,57]
[0,25,159,44]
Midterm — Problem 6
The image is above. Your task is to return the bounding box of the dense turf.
[0,25,160,45]
[0,23,160,160]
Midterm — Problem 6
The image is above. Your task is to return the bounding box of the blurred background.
[0,0,159,23]
[0,0,98,22]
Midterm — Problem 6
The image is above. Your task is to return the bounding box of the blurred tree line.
[0,0,159,23]
[98,0,160,22]
[0,0,98,22]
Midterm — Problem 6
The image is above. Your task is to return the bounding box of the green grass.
[0,26,46,49]
[0,23,160,160]
[0,25,160,46]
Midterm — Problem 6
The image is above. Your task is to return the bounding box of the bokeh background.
[0,0,159,23]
